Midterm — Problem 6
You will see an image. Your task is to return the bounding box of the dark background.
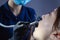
[0,0,60,17]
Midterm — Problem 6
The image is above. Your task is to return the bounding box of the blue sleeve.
[27,7,37,33]
[31,8,36,22]
[27,7,36,22]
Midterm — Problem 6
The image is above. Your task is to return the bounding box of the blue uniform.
[0,2,36,40]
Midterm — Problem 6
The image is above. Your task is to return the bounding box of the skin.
[8,0,22,16]
[33,8,57,40]
[48,21,60,40]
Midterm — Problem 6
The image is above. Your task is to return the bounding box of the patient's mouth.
[53,32,60,39]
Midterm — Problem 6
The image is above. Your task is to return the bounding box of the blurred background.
[0,0,60,17]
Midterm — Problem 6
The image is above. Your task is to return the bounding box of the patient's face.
[33,8,58,40]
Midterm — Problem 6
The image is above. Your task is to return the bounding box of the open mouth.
[53,33,60,39]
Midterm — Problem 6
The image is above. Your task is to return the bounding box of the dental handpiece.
[0,17,42,29]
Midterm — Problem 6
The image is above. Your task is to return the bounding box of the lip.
[53,33,60,39]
